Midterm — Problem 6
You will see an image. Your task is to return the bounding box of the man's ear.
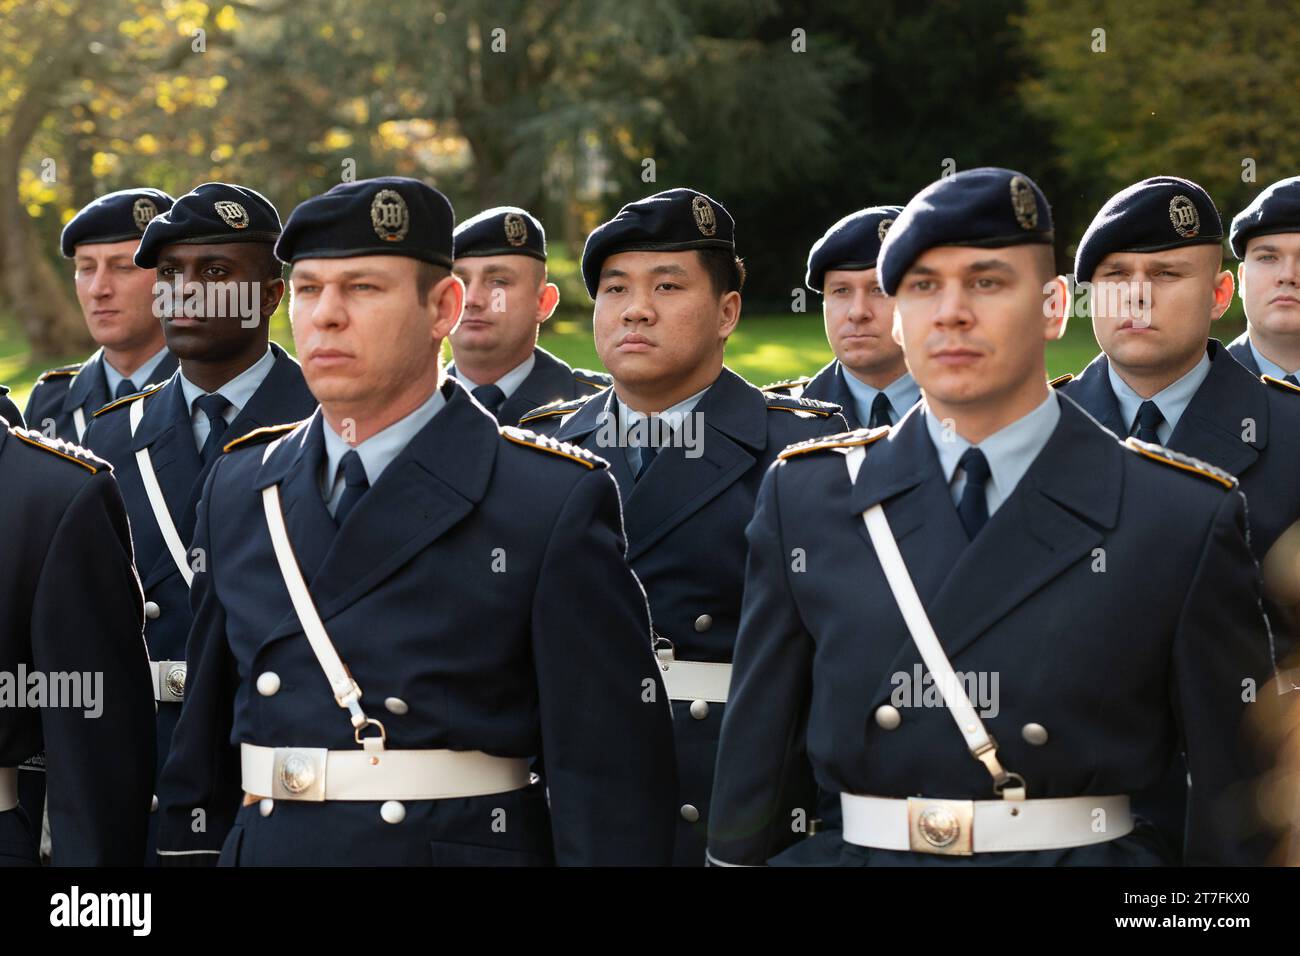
[538,282,560,325]
[1043,274,1069,341]
[262,277,286,319]
[432,273,465,340]
[718,290,742,339]
[1210,268,1235,322]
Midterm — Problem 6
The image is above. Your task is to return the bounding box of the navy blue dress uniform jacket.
[81,343,317,825]
[1227,332,1262,375]
[0,424,155,865]
[0,385,22,429]
[25,349,179,444]
[708,396,1273,866]
[155,378,678,865]
[1059,339,1300,663]
[448,346,610,427]
[765,361,862,429]
[522,367,848,865]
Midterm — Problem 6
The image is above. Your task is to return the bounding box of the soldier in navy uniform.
[448,206,610,424]
[26,188,179,444]
[708,168,1273,867]
[1058,177,1300,665]
[521,188,847,865]
[1226,176,1300,381]
[156,177,676,866]
[765,206,919,428]
[82,183,316,858]
[0,421,155,865]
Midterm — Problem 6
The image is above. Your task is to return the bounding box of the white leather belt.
[149,659,187,703]
[0,767,17,813]
[240,743,531,802]
[841,792,1133,855]
[655,646,730,703]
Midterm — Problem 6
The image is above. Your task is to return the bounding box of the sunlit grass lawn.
[1,305,1247,411]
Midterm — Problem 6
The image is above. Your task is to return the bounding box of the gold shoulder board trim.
[1048,373,1074,388]
[1262,374,1300,395]
[501,426,599,469]
[574,377,612,389]
[93,382,163,417]
[1123,437,1235,490]
[763,377,812,391]
[765,395,836,417]
[12,429,100,473]
[36,364,83,382]
[778,426,889,461]
[518,400,584,425]
[223,421,305,454]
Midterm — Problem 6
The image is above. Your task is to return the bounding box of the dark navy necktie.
[1286,374,1299,387]
[114,378,137,400]
[195,393,231,465]
[868,392,893,429]
[1132,400,1164,444]
[956,447,991,540]
[472,384,506,417]
[333,450,370,525]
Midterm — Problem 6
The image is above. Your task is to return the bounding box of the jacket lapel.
[1167,341,1266,478]
[63,349,109,419]
[803,361,859,428]
[555,387,636,499]
[1062,352,1127,437]
[1226,333,1261,376]
[497,348,576,426]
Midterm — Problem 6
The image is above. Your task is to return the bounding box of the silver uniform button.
[144,601,160,620]
[259,798,274,817]
[1021,722,1049,746]
[380,801,406,824]
[680,804,700,823]
[694,614,713,633]
[384,697,409,715]
[689,699,709,720]
[874,704,902,730]
[150,794,159,813]
[256,672,281,697]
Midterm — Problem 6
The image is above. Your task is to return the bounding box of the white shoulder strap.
[259,440,384,750]
[72,406,86,442]
[131,396,194,587]
[844,447,1024,799]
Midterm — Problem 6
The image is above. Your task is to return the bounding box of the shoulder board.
[572,368,612,389]
[1262,374,1300,395]
[518,393,595,425]
[500,426,604,469]
[778,426,889,461]
[1048,373,1074,389]
[765,393,838,418]
[1123,437,1236,490]
[8,426,106,474]
[91,381,165,417]
[35,362,83,382]
[223,420,307,454]
[762,377,812,393]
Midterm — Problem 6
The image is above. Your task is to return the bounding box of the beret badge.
[214,200,250,230]
[1169,195,1200,239]
[503,212,528,247]
[877,217,895,242]
[370,189,410,242]
[1009,176,1038,230]
[692,194,717,237]
[132,197,159,232]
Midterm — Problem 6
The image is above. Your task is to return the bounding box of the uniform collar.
[103,344,171,395]
[922,390,1061,498]
[1107,348,1211,437]
[178,345,276,417]
[451,350,536,397]
[1247,337,1297,379]
[839,365,920,426]
[320,379,448,494]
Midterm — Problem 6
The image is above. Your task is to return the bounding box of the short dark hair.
[415,260,449,305]
[697,248,745,296]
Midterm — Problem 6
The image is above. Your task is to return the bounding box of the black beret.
[1230,176,1300,259]
[135,182,281,268]
[276,176,454,267]
[878,167,1053,296]
[61,187,174,258]
[581,188,734,298]
[454,206,546,262]
[805,205,905,292]
[1074,176,1223,284]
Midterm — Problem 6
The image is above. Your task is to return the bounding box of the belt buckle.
[907,797,974,855]
[159,662,186,703]
[271,747,328,801]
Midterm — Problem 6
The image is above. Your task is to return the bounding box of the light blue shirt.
[453,351,536,398]
[616,384,711,474]
[1107,351,1210,445]
[178,346,276,453]
[103,345,170,396]
[923,390,1061,517]
[1248,338,1298,379]
[319,384,447,516]
[840,367,921,427]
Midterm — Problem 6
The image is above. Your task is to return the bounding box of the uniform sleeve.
[0,395,24,429]
[531,466,678,865]
[1175,487,1276,865]
[32,471,155,866]
[155,459,242,866]
[707,461,817,865]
